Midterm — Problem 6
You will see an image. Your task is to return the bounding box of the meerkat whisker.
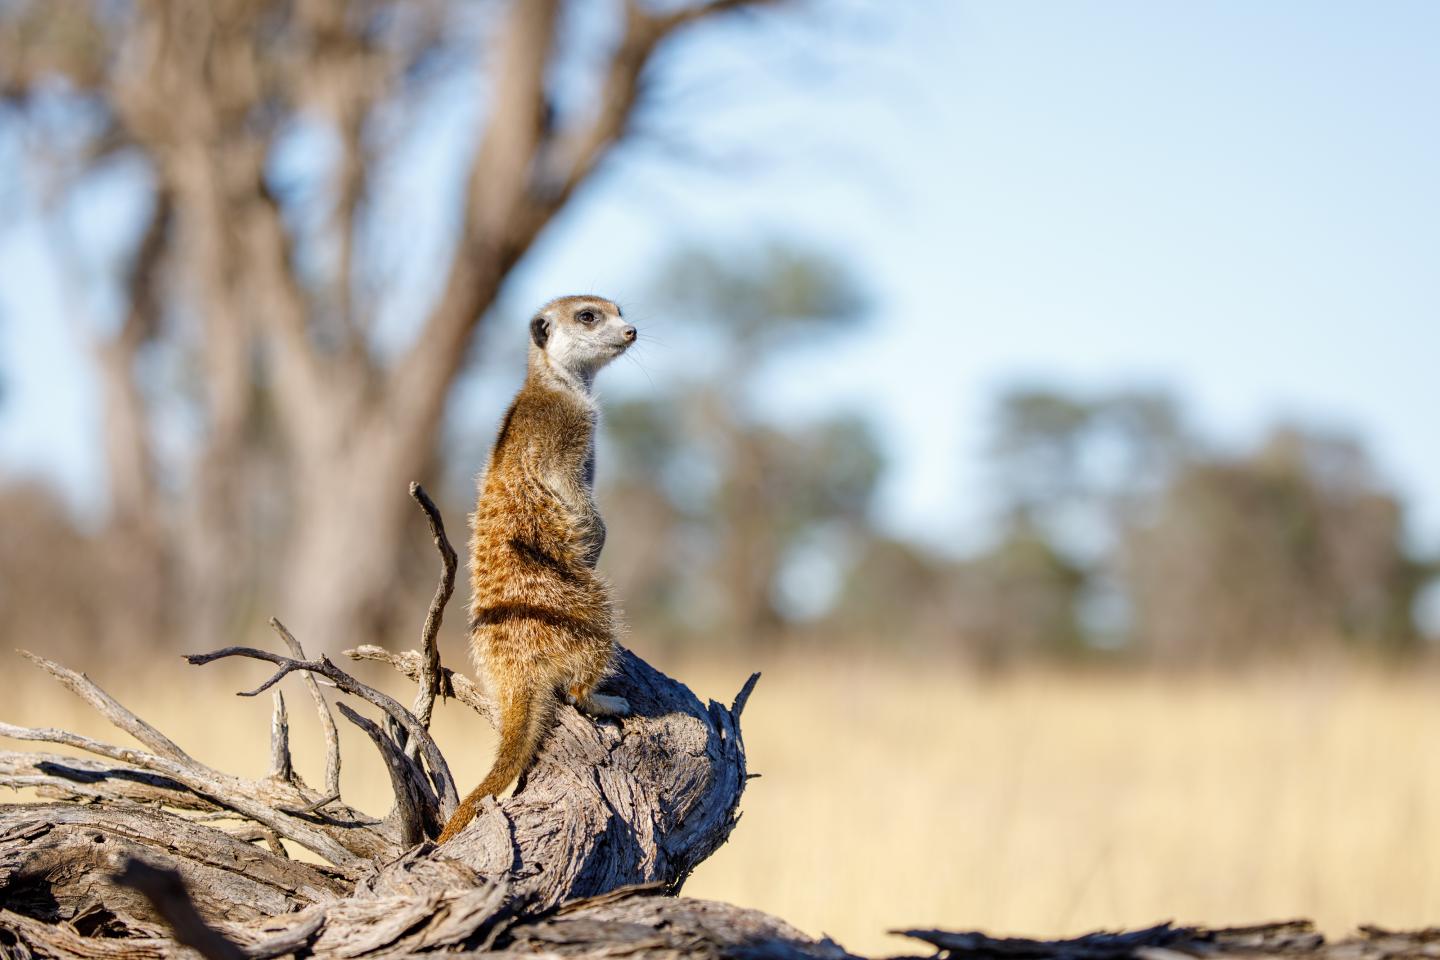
[623,351,657,390]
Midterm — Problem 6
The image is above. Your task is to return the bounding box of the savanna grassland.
[7,652,1440,956]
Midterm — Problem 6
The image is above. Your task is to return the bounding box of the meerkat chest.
[547,467,606,566]
[540,417,599,506]
[542,453,596,513]
[495,383,607,564]
[554,437,607,567]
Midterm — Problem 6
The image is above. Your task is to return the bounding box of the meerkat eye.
[576,310,597,326]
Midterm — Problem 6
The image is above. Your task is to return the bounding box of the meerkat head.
[529,295,637,389]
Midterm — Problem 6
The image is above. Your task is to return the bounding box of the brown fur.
[437,296,635,843]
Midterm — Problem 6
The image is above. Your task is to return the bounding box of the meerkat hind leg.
[582,692,631,717]
[568,683,630,718]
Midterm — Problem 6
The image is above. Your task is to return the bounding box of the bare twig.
[281,792,341,816]
[19,651,192,762]
[407,481,457,754]
[345,645,493,723]
[268,691,293,782]
[731,672,761,719]
[270,618,341,798]
[336,703,433,847]
[185,642,459,817]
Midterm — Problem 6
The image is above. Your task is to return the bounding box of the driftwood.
[2,484,1436,960]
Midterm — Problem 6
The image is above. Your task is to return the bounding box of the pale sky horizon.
[2,1,1438,558]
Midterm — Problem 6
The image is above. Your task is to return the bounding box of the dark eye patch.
[576,310,597,325]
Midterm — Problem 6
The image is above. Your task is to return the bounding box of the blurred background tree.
[1126,426,1431,665]
[0,0,793,652]
[0,0,1435,668]
[945,387,1431,668]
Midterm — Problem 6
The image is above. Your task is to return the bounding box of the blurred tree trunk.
[93,187,173,644]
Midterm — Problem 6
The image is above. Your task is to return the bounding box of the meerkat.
[436,295,637,844]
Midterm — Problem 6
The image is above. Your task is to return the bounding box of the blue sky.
[2,1,1438,554]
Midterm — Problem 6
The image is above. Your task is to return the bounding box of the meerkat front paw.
[578,692,631,718]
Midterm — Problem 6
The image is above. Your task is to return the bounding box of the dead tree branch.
[335,703,436,847]
[270,617,342,798]
[267,692,292,783]
[0,654,392,866]
[346,645,494,723]
[183,639,459,818]
[0,718,365,870]
[0,751,216,811]
[406,481,457,753]
[17,652,192,763]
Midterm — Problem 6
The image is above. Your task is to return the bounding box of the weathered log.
[0,649,755,944]
[489,889,850,960]
[0,683,391,869]
[0,484,764,958]
[0,805,344,928]
[3,483,1433,960]
[422,646,760,910]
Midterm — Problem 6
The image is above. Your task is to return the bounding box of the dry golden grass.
[7,651,1440,956]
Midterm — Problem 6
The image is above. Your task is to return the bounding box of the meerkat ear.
[530,315,550,349]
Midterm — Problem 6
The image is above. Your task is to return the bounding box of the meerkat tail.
[436,681,557,843]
